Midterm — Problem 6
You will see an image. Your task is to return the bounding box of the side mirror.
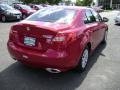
[102,17,109,22]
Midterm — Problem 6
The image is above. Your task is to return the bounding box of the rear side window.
[91,9,103,22]
[84,10,96,24]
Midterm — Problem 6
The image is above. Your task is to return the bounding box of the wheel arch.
[87,42,91,53]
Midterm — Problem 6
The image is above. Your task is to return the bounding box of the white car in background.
[115,12,120,25]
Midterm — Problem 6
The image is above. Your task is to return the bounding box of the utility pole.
[110,0,113,9]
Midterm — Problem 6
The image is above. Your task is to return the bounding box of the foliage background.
[20,0,93,6]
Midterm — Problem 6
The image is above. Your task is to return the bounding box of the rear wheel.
[75,46,89,72]
[102,30,108,44]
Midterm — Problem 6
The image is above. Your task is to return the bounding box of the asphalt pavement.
[0,11,120,90]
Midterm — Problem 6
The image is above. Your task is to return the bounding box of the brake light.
[9,26,17,41]
[52,33,66,42]
[51,33,67,50]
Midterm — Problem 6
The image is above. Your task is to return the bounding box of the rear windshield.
[27,7,77,24]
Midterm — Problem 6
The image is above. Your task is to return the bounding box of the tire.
[22,14,27,19]
[102,30,108,44]
[1,15,6,22]
[75,46,89,72]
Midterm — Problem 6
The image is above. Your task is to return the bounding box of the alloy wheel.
[81,49,89,69]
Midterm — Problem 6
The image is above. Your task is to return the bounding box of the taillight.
[51,33,67,50]
[52,33,66,42]
[42,33,76,50]
[9,26,17,41]
[52,36,65,42]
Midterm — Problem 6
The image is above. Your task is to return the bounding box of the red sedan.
[14,4,36,19]
[7,6,108,73]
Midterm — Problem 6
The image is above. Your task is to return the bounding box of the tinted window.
[84,15,89,24]
[85,10,96,23]
[27,7,76,24]
[91,9,102,22]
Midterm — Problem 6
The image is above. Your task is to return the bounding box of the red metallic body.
[7,6,108,72]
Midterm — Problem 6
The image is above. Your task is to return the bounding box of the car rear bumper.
[7,42,77,72]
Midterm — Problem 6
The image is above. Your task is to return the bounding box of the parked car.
[0,4,21,22]
[14,4,36,19]
[7,6,108,73]
[115,12,120,25]
[33,5,43,10]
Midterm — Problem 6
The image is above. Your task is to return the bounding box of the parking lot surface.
[0,11,120,90]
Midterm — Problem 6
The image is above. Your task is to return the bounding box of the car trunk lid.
[11,21,71,52]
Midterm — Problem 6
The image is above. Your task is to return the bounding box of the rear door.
[84,9,100,50]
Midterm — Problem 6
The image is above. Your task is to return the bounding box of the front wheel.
[22,14,27,19]
[75,46,89,72]
[1,15,6,22]
[102,30,108,44]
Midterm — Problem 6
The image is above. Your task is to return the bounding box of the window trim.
[84,9,97,24]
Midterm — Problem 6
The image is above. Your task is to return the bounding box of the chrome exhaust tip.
[46,68,61,73]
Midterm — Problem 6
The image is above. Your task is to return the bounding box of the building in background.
[93,0,120,9]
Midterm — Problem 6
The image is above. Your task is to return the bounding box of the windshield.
[21,5,32,10]
[27,7,76,24]
[0,4,14,10]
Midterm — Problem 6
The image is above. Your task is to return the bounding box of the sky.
[71,0,76,3]
[93,0,97,3]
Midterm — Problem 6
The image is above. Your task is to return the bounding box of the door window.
[91,9,103,22]
[85,10,96,24]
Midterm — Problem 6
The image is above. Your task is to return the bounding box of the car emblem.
[26,27,30,31]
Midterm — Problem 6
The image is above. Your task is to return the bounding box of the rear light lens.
[9,26,17,41]
[52,33,66,42]
[52,36,65,42]
[51,33,67,50]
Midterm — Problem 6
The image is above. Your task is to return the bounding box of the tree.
[20,0,62,4]
[64,0,71,5]
[76,0,93,6]
[33,0,47,4]
[20,0,33,4]
[76,0,83,6]
[47,0,62,5]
